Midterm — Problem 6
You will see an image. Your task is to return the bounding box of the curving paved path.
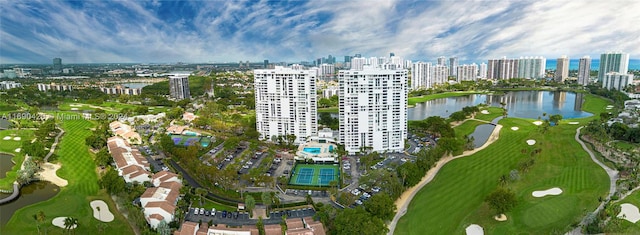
[387,124,503,235]
[0,182,20,204]
[44,127,65,162]
[567,126,618,234]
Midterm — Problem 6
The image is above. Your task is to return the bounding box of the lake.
[120,82,153,89]
[408,91,591,120]
[0,181,60,225]
[0,154,14,179]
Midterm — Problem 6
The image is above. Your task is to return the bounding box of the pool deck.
[296,141,337,161]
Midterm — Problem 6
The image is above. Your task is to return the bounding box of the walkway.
[44,127,65,162]
[387,124,503,235]
[567,126,618,234]
[0,182,20,204]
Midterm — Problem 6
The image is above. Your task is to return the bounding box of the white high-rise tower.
[578,56,591,86]
[339,66,407,155]
[254,66,318,144]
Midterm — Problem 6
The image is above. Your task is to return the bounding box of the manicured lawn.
[395,95,612,235]
[197,198,238,212]
[2,117,134,235]
[318,107,338,113]
[474,107,505,122]
[0,129,35,191]
[408,91,486,105]
[454,120,487,139]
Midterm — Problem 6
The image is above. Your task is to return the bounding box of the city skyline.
[1,0,639,64]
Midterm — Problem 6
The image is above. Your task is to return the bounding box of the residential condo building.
[517,56,546,79]
[555,55,569,82]
[169,75,190,100]
[338,66,407,155]
[449,57,458,77]
[487,57,519,79]
[411,62,432,90]
[598,52,629,82]
[456,63,478,81]
[578,56,591,86]
[254,66,318,144]
[602,72,634,91]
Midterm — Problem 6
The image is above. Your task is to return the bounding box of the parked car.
[211,208,216,216]
[205,210,210,216]
[222,210,228,218]
[355,200,363,205]
[199,208,205,215]
[372,186,381,193]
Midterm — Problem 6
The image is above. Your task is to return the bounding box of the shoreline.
[387,124,503,235]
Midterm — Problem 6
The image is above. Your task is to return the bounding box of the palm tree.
[33,211,46,235]
[498,175,508,186]
[64,217,78,235]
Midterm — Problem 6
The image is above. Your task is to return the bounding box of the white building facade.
[598,52,629,82]
[254,66,318,144]
[456,64,478,82]
[338,66,407,155]
[411,62,432,90]
[602,72,634,91]
[517,56,546,79]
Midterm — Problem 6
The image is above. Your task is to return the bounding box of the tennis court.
[169,134,211,147]
[289,163,340,186]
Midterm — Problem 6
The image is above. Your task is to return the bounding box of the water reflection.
[0,154,14,179]
[0,181,60,225]
[408,91,592,120]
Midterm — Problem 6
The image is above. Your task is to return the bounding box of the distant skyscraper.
[437,56,446,66]
[602,72,634,91]
[369,57,379,68]
[263,60,269,68]
[344,56,352,63]
[449,57,458,77]
[351,57,366,71]
[598,52,629,82]
[487,57,518,79]
[390,56,404,69]
[578,56,591,86]
[254,66,317,144]
[411,62,432,90]
[319,63,335,80]
[169,76,190,100]
[53,58,62,71]
[479,63,487,79]
[389,52,395,57]
[555,55,569,82]
[339,66,407,155]
[456,63,478,81]
[517,56,546,79]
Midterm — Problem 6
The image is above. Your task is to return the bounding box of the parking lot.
[185,207,316,226]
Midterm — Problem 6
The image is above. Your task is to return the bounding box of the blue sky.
[1,0,639,64]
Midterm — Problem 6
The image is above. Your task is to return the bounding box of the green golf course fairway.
[1,117,133,234]
[395,95,610,235]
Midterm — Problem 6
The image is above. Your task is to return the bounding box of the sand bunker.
[618,203,640,223]
[39,163,68,187]
[15,148,21,153]
[494,214,507,221]
[13,137,21,141]
[533,121,543,126]
[526,140,536,145]
[532,187,563,197]
[2,136,10,140]
[480,110,490,114]
[606,107,613,110]
[568,122,579,125]
[70,104,82,107]
[90,200,114,222]
[511,127,519,131]
[465,224,484,235]
[52,217,77,229]
[71,108,79,111]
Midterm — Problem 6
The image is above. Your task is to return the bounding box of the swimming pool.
[303,147,322,154]
[183,131,198,136]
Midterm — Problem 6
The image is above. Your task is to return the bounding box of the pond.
[469,124,496,148]
[0,154,14,179]
[408,91,590,120]
[0,181,60,225]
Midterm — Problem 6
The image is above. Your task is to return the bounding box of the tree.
[94,148,112,168]
[272,194,281,209]
[135,106,149,115]
[261,192,272,213]
[64,217,78,234]
[449,111,466,122]
[256,217,265,235]
[549,114,563,126]
[245,195,256,217]
[98,167,126,195]
[34,210,46,235]
[363,193,396,221]
[157,220,171,235]
[333,207,388,235]
[195,188,207,206]
[485,187,518,215]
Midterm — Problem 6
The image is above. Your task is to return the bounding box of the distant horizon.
[2,58,640,70]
